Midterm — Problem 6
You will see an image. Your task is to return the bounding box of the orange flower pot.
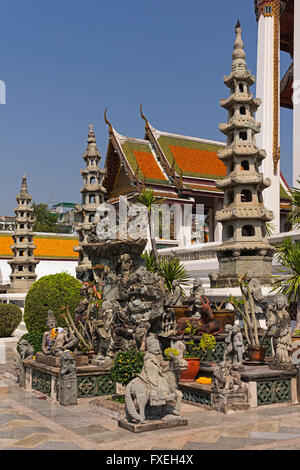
[180,358,200,382]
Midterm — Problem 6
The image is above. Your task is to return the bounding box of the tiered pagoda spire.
[8,175,39,292]
[74,125,106,279]
[213,21,275,287]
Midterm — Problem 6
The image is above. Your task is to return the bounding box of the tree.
[32,202,58,233]
[136,189,163,263]
[272,237,300,330]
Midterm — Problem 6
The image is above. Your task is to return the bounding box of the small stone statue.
[15,339,34,388]
[57,350,78,405]
[232,324,245,366]
[124,334,187,424]
[170,280,184,306]
[266,294,293,368]
[223,324,245,367]
[242,271,265,327]
[212,361,244,392]
[42,310,57,355]
[53,328,79,357]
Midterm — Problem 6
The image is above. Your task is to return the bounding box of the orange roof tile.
[169,145,226,178]
[133,150,167,181]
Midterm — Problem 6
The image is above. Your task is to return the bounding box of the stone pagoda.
[8,175,39,293]
[212,21,275,288]
[74,125,106,279]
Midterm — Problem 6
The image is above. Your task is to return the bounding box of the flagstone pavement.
[2,375,300,450]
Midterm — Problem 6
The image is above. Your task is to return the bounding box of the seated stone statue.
[42,311,58,355]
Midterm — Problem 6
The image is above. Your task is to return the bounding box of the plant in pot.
[179,320,216,381]
[227,275,271,362]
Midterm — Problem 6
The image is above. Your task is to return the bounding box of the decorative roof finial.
[87,124,96,145]
[140,103,150,131]
[104,108,113,136]
[232,20,246,70]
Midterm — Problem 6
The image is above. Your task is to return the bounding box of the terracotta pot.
[247,347,266,362]
[213,310,235,328]
[180,358,200,382]
[172,305,189,321]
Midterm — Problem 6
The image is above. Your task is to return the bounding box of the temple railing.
[157,230,300,261]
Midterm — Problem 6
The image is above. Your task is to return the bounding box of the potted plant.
[212,298,235,329]
[227,275,271,362]
[178,320,216,381]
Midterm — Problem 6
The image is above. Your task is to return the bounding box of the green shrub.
[111,350,144,386]
[0,303,22,338]
[17,330,44,354]
[24,273,82,333]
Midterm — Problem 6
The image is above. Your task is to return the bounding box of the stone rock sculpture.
[266,294,294,368]
[124,334,187,424]
[41,311,58,355]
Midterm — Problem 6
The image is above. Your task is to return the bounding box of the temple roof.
[103,110,291,204]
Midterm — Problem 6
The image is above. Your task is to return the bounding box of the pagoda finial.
[87,124,96,144]
[21,174,28,193]
[140,103,150,131]
[104,108,113,136]
[232,20,246,70]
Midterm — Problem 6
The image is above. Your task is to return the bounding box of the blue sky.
[0,0,293,214]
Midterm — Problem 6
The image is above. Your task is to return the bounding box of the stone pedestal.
[118,417,188,433]
[57,375,78,406]
[35,352,89,367]
[211,389,249,414]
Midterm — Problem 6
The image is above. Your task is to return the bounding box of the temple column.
[255,0,281,232]
[294,0,300,188]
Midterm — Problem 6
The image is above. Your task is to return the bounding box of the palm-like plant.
[157,257,190,293]
[142,250,189,293]
[272,237,300,330]
[137,188,163,263]
[287,178,300,229]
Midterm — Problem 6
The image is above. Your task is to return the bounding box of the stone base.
[35,352,89,367]
[211,389,249,414]
[118,416,188,433]
[90,396,125,420]
[268,362,296,372]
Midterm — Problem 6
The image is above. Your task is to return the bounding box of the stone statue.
[53,328,79,357]
[232,324,245,366]
[223,324,244,367]
[57,350,77,405]
[223,324,234,362]
[93,300,115,366]
[266,294,293,367]
[212,361,244,392]
[170,280,184,306]
[188,279,205,316]
[124,334,187,423]
[15,339,34,388]
[42,311,57,355]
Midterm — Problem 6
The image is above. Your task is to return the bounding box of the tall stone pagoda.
[8,175,39,293]
[74,125,106,279]
[213,21,275,287]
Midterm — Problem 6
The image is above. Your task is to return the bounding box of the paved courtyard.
[1,374,300,450]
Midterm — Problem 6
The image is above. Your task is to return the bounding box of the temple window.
[241,189,252,202]
[241,160,249,171]
[239,131,247,141]
[227,225,234,239]
[258,191,263,203]
[90,176,96,184]
[89,195,96,203]
[18,266,23,271]
[239,83,244,93]
[228,190,234,204]
[242,225,255,237]
[89,214,95,223]
[240,106,246,115]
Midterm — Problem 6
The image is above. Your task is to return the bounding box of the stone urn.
[180,358,200,382]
